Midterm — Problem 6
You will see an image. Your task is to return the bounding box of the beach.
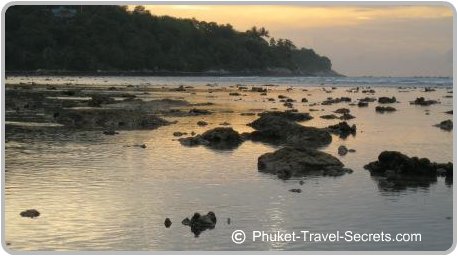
[4,76,454,251]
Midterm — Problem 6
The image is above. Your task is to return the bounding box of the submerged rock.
[173,131,187,137]
[378,97,397,104]
[320,114,338,120]
[164,218,172,228]
[289,188,302,193]
[197,121,208,126]
[87,95,116,107]
[188,108,212,115]
[182,212,217,237]
[248,115,332,148]
[334,108,350,114]
[338,145,348,156]
[410,97,439,106]
[327,122,356,138]
[103,130,119,135]
[434,120,453,131]
[375,106,397,113]
[359,97,377,102]
[321,97,351,105]
[251,87,267,93]
[20,209,40,218]
[258,147,353,179]
[179,127,243,149]
[56,108,170,130]
[339,113,355,120]
[240,112,256,116]
[358,101,369,107]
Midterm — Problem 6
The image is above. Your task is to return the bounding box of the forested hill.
[5,5,339,76]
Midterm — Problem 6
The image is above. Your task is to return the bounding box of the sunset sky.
[134,4,454,77]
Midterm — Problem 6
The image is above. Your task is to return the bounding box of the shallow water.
[4,77,454,251]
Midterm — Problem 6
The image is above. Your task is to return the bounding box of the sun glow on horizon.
[127,4,453,77]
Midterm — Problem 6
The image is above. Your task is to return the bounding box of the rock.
[173,131,187,137]
[188,109,211,115]
[20,209,40,218]
[334,108,350,114]
[103,130,119,135]
[289,188,302,193]
[283,102,294,108]
[278,95,288,99]
[56,108,171,130]
[258,147,352,179]
[375,106,397,113]
[178,136,209,147]
[299,180,304,185]
[87,95,116,107]
[179,127,243,149]
[358,101,369,107]
[219,122,231,126]
[339,113,355,120]
[251,87,267,93]
[321,97,352,105]
[338,145,348,156]
[359,97,377,102]
[301,98,308,103]
[445,110,453,114]
[364,151,453,178]
[248,115,332,148]
[410,97,439,106]
[120,93,136,99]
[348,149,356,153]
[172,85,186,92]
[182,218,191,225]
[164,218,172,228]
[276,169,292,180]
[434,120,453,131]
[424,87,435,92]
[327,122,356,138]
[240,113,256,116]
[197,121,208,126]
[258,111,313,122]
[378,97,397,104]
[320,114,338,120]
[182,212,217,237]
[62,89,80,96]
[229,92,241,96]
[227,218,231,224]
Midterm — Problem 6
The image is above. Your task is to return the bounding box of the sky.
[135,4,454,77]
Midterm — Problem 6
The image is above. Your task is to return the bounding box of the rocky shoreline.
[6,80,453,238]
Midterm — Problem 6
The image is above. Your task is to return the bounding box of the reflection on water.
[4,80,454,251]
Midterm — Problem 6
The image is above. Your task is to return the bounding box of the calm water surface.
[4,76,454,251]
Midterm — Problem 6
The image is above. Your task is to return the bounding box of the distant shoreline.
[5,70,344,77]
